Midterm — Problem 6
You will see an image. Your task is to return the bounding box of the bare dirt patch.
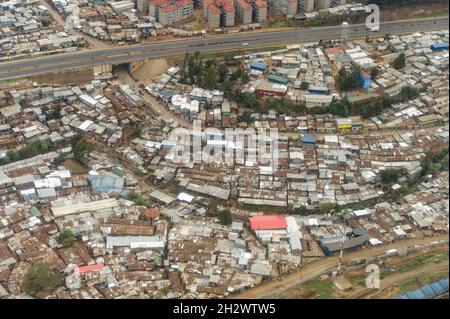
[63,159,88,174]
[132,59,168,83]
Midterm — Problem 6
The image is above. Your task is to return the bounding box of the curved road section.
[0,17,448,80]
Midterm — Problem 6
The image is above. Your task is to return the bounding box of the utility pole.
[335,211,351,277]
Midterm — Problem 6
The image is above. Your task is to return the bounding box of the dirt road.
[347,260,449,299]
[230,235,449,299]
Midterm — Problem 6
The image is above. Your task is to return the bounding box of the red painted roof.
[254,0,268,8]
[237,0,251,10]
[75,263,104,273]
[249,215,287,231]
[360,71,371,79]
[208,4,221,15]
[325,47,343,55]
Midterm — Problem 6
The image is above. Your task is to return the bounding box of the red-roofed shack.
[140,208,160,221]
[75,263,104,273]
[249,215,287,231]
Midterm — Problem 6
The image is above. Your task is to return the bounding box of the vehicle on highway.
[241,42,249,46]
[369,26,380,32]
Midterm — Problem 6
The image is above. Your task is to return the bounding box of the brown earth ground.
[131,58,169,83]
[230,234,449,299]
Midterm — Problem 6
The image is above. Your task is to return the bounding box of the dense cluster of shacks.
[51,0,169,44]
[0,0,84,61]
[0,30,449,299]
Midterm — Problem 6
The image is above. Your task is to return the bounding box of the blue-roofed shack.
[301,133,316,145]
[359,71,372,89]
[89,174,124,194]
[394,278,449,299]
[431,42,449,51]
[268,74,289,85]
[250,61,268,72]
[308,85,329,95]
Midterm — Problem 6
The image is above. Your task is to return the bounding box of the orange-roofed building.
[236,0,252,25]
[141,207,161,221]
[149,0,194,25]
[207,4,221,29]
[252,0,268,22]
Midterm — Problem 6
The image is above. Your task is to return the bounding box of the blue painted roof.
[302,133,316,144]
[394,277,449,299]
[250,61,268,70]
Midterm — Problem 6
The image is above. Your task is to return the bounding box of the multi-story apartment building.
[317,0,331,10]
[137,0,150,14]
[332,0,347,6]
[206,2,221,28]
[252,0,268,22]
[149,0,194,25]
[268,0,297,18]
[236,0,253,25]
[220,0,236,27]
[298,0,314,13]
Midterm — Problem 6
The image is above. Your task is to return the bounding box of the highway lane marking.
[0,19,447,79]
[0,17,447,72]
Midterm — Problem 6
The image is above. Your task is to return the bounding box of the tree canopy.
[22,263,62,296]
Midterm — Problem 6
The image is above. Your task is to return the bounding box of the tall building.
[317,0,331,10]
[252,0,268,22]
[149,0,194,25]
[332,0,346,6]
[205,2,221,28]
[268,0,297,18]
[136,0,150,14]
[298,0,314,13]
[236,0,253,25]
[220,0,235,27]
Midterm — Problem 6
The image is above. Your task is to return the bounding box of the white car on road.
[241,42,249,46]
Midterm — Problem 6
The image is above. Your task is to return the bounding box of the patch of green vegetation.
[56,229,74,248]
[397,250,449,273]
[126,191,148,207]
[399,270,449,294]
[0,140,53,166]
[300,278,334,299]
[22,263,62,296]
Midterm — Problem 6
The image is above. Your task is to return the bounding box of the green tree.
[380,169,402,184]
[130,127,142,138]
[370,67,380,79]
[71,136,92,165]
[217,209,232,225]
[336,68,360,91]
[293,205,308,215]
[319,202,337,215]
[240,111,254,124]
[329,97,350,117]
[392,53,406,70]
[22,263,62,296]
[126,191,147,206]
[56,229,74,248]
[202,65,218,90]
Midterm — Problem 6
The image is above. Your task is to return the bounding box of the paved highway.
[0,17,448,80]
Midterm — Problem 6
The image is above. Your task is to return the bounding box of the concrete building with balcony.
[298,0,314,13]
[268,0,297,18]
[317,0,331,10]
[206,3,221,29]
[236,0,253,25]
[149,0,194,25]
[253,0,268,22]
